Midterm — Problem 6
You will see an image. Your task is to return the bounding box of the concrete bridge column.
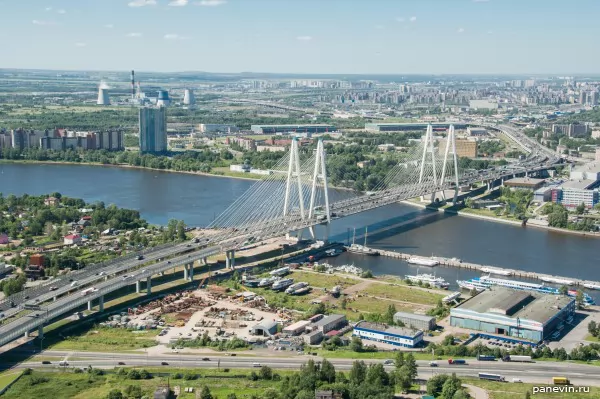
[99,295,104,312]
[183,264,189,280]
[146,277,152,295]
[38,325,44,339]
[225,251,231,269]
[87,300,92,311]
[188,263,194,281]
[202,257,207,265]
[136,280,141,294]
[24,330,29,338]
[53,296,57,302]
[229,250,235,269]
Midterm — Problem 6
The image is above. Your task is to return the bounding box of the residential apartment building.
[226,137,256,151]
[552,124,588,138]
[139,106,167,153]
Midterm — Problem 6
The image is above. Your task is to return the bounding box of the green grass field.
[48,327,158,352]
[362,283,444,306]
[466,378,600,399]
[0,372,22,393]
[290,271,358,289]
[1,369,280,399]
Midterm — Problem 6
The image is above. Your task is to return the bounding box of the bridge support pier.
[146,277,152,295]
[225,250,235,269]
[38,325,44,339]
[136,280,141,294]
[24,330,29,338]
[188,263,194,281]
[183,264,189,280]
[53,296,57,302]
[87,300,92,311]
[99,295,104,312]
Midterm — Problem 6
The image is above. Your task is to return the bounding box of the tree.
[262,388,280,399]
[525,391,531,399]
[559,285,569,295]
[350,336,363,352]
[576,290,585,309]
[576,202,586,215]
[395,351,405,369]
[452,389,471,399]
[404,353,417,381]
[123,385,143,399]
[441,373,462,399]
[259,365,273,380]
[341,298,347,310]
[176,220,186,241]
[365,364,389,386]
[106,390,123,399]
[319,359,336,383]
[226,394,238,399]
[427,374,449,397]
[588,321,598,337]
[349,360,367,385]
[396,366,413,391]
[200,385,213,399]
[384,304,397,325]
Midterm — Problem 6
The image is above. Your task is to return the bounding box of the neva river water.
[2,163,599,287]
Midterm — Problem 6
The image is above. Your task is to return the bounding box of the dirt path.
[463,384,489,399]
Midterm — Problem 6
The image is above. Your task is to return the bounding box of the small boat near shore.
[583,283,600,290]
[480,267,513,276]
[407,257,439,267]
[539,276,575,286]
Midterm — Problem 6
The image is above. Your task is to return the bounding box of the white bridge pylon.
[418,124,460,204]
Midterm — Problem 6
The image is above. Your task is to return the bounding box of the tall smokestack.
[131,70,135,99]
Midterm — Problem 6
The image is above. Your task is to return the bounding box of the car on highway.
[429,362,438,367]
[137,255,144,261]
[122,275,131,280]
[202,358,210,361]
[118,362,125,365]
[42,361,51,364]
[252,363,261,367]
[383,360,394,365]
[49,286,58,291]
[161,362,169,365]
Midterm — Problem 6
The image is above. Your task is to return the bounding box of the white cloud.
[296,36,312,41]
[32,19,56,26]
[126,32,143,37]
[375,25,385,30]
[487,30,493,34]
[457,27,465,33]
[45,7,52,11]
[164,33,189,40]
[195,0,226,6]
[409,16,417,22]
[128,0,156,7]
[473,0,490,2]
[75,42,87,47]
[169,0,189,5]
[104,24,114,29]
[57,9,66,14]
[395,17,405,22]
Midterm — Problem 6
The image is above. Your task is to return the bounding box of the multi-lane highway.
[11,351,600,386]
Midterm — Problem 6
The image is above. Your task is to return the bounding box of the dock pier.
[363,246,600,290]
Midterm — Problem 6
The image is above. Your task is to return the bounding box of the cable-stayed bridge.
[0,123,560,347]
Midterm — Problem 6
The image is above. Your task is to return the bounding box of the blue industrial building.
[450,287,575,343]
[353,321,423,348]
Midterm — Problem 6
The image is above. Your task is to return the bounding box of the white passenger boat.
[407,257,439,267]
[480,267,513,276]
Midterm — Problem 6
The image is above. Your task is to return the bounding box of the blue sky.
[1,0,599,74]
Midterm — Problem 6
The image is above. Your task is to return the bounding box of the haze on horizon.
[1,0,599,75]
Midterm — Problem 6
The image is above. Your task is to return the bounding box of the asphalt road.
[12,351,600,386]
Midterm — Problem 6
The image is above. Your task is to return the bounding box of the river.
[1,163,599,292]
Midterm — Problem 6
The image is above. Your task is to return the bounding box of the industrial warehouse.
[450,287,575,343]
[353,321,424,348]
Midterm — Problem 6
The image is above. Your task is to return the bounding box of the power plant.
[157,90,171,107]
[183,89,195,105]
[96,81,110,105]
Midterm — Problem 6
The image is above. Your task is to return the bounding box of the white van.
[252,363,261,368]
[58,360,69,366]
[70,281,78,287]
[512,378,523,383]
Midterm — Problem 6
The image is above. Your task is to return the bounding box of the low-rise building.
[304,329,324,345]
[312,314,347,334]
[438,137,477,158]
[315,391,342,399]
[256,145,286,152]
[250,320,278,336]
[199,123,239,133]
[570,162,600,182]
[64,234,82,245]
[251,124,335,134]
[467,127,488,136]
[393,312,436,331]
[29,254,45,267]
[44,197,60,206]
[283,320,311,336]
[353,321,424,348]
[503,177,545,191]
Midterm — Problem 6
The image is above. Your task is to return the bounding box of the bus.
[81,287,98,296]
[552,377,570,385]
[478,373,505,382]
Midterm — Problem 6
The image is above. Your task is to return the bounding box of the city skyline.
[1,0,600,75]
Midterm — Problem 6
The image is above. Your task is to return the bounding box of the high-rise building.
[139,107,167,153]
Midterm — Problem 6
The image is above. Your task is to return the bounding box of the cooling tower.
[97,87,110,105]
[156,90,170,107]
[183,89,195,105]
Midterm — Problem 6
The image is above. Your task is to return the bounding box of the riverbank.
[401,200,600,239]
[0,159,261,182]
